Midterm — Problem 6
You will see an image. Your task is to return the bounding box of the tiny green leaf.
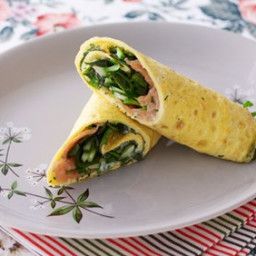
[116,47,125,60]
[48,205,75,216]
[7,191,14,199]
[14,190,26,196]
[11,181,17,190]
[251,112,256,117]
[2,138,10,145]
[100,128,114,148]
[51,200,56,209]
[86,59,113,67]
[243,101,253,108]
[1,164,8,175]
[57,187,64,195]
[104,64,120,72]
[63,186,74,190]
[122,98,141,107]
[8,163,22,167]
[72,206,83,223]
[77,189,89,203]
[80,201,102,209]
[12,138,21,143]
[44,187,53,198]
[54,196,66,201]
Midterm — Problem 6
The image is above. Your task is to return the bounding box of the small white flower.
[225,85,255,103]
[37,202,46,210]
[31,181,38,187]
[0,123,32,143]
[29,199,46,210]
[19,128,32,141]
[6,122,14,128]
[25,163,47,185]
[0,191,9,198]
[25,169,30,174]
[0,127,8,141]
[26,175,33,181]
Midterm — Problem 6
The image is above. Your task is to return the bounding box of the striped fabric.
[4,199,256,256]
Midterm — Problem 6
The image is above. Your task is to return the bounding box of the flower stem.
[64,187,76,204]
[7,165,19,177]
[1,187,73,204]
[85,208,114,218]
[3,138,19,177]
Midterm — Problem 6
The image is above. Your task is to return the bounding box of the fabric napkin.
[2,199,256,255]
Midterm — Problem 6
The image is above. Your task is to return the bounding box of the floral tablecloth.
[1,0,256,54]
[0,0,256,255]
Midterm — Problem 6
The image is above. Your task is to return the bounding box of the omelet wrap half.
[47,94,160,186]
[75,37,256,163]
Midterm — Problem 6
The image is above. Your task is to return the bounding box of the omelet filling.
[50,122,144,185]
[80,45,159,121]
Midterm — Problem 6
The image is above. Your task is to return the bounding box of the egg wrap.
[75,37,256,163]
[47,94,160,186]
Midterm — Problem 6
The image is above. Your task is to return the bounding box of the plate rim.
[1,21,256,238]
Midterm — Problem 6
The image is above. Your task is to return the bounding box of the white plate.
[0,22,256,239]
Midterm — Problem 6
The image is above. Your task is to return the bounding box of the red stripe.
[107,239,137,255]
[186,227,216,244]
[119,238,152,256]
[204,252,218,256]
[216,242,238,253]
[247,221,256,228]
[12,229,55,256]
[249,219,256,225]
[247,219,256,227]
[248,201,256,207]
[195,225,222,240]
[210,243,240,253]
[239,250,248,256]
[45,236,77,256]
[129,237,161,256]
[176,230,209,248]
[208,247,233,255]
[241,205,255,215]
[233,209,249,218]
[242,247,250,253]
[30,233,66,256]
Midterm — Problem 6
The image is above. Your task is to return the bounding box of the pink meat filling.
[124,60,159,122]
[52,126,98,183]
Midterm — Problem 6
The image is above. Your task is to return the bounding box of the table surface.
[0,0,256,255]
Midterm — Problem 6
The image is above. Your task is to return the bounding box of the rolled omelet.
[75,37,256,163]
[47,94,160,186]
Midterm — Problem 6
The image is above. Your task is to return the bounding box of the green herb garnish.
[68,123,141,175]
[243,100,254,108]
[81,46,149,108]
[242,100,256,117]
